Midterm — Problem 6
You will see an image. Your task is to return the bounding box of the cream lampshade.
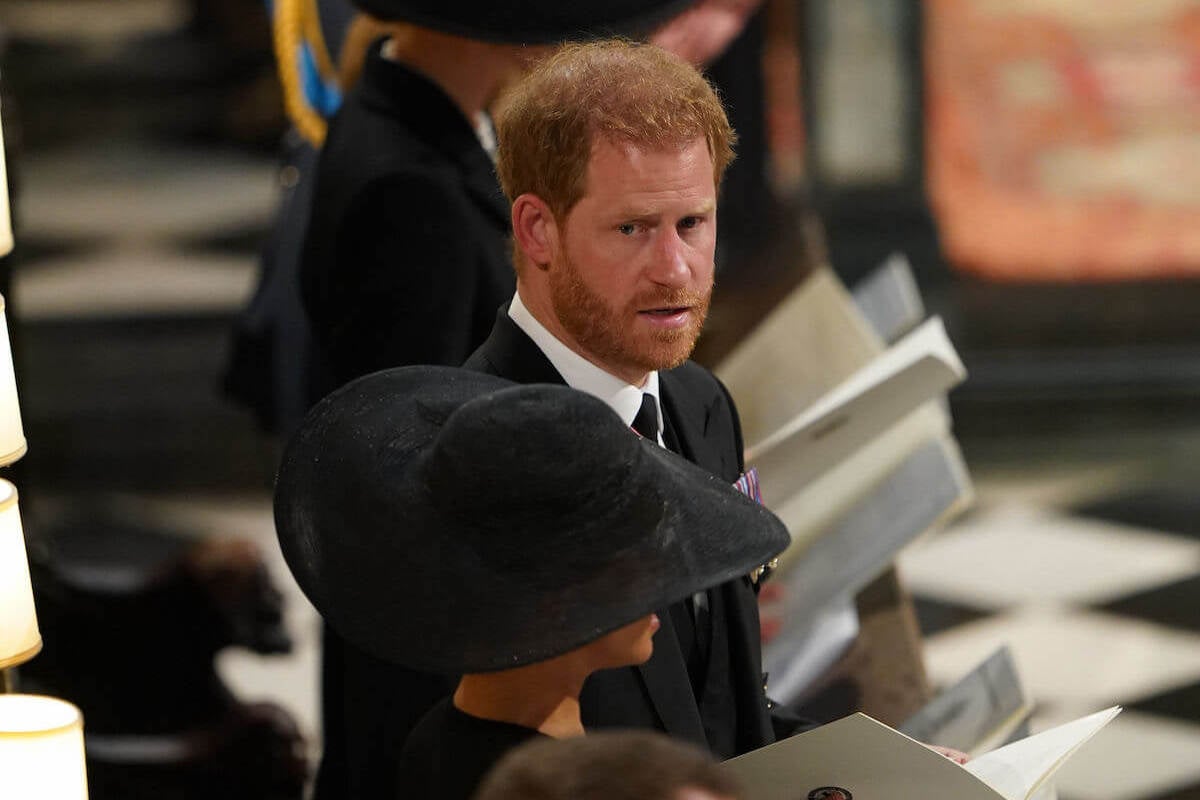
[0,479,39,669]
[0,296,24,466]
[0,695,89,799]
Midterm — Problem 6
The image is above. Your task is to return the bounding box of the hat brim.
[351,0,698,44]
[275,366,789,674]
[368,438,786,673]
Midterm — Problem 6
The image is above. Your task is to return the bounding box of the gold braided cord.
[272,0,330,146]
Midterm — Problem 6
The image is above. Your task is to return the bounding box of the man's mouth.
[637,306,694,329]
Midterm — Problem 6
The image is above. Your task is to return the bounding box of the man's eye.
[679,216,701,230]
[618,223,637,235]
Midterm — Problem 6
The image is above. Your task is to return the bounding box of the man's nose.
[646,229,692,286]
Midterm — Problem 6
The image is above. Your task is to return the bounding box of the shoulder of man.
[662,359,735,412]
[315,76,464,212]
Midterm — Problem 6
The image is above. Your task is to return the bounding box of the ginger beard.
[549,244,713,378]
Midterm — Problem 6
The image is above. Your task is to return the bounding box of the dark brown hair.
[473,731,741,800]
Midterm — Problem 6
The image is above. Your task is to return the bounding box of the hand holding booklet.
[722,706,1121,800]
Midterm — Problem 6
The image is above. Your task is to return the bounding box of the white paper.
[852,251,925,344]
[965,707,1122,800]
[745,317,966,501]
[716,268,884,448]
[724,713,1003,800]
[724,707,1121,800]
[763,437,972,702]
[900,645,1032,756]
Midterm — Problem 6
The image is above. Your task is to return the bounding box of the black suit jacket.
[464,310,799,756]
[300,41,514,402]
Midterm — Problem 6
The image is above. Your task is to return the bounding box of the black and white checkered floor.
[904,458,1200,800]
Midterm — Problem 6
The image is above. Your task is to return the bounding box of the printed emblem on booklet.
[807,788,852,800]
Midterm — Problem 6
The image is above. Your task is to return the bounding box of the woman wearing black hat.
[275,366,790,800]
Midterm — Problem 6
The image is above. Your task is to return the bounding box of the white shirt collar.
[508,291,663,443]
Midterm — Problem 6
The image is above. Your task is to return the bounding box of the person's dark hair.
[473,731,742,800]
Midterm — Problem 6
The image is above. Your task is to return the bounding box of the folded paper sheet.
[745,316,965,498]
[762,438,971,700]
[723,707,1121,800]
[900,646,1032,757]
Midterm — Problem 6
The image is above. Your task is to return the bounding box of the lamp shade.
[0,695,89,799]
[0,479,39,668]
[0,296,24,465]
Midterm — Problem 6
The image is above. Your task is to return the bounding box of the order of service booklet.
[744,315,965,503]
[722,706,1121,800]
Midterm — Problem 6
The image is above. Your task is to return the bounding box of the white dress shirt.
[508,291,664,446]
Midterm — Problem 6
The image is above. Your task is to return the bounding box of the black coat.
[301,42,514,800]
[396,698,543,800]
[464,309,806,756]
[300,41,514,402]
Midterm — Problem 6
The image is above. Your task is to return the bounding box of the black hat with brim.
[351,0,698,44]
[275,365,789,674]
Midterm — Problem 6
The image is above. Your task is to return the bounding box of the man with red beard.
[463,39,809,758]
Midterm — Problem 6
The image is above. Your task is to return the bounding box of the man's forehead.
[586,134,712,164]
[579,136,717,202]
[611,196,717,218]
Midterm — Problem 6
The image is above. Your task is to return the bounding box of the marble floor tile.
[900,506,1200,609]
[20,143,277,243]
[0,0,187,43]
[923,608,1200,710]
[1055,712,1200,800]
[1101,577,1200,635]
[1075,487,1200,542]
[1130,681,1200,725]
[13,244,257,319]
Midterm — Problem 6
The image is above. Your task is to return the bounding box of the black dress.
[396,698,545,800]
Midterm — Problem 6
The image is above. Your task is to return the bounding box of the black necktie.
[632,391,712,683]
[631,393,659,442]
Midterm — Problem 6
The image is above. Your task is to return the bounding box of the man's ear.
[511,194,558,271]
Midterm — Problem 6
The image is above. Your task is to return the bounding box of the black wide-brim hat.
[352,0,698,44]
[275,365,789,674]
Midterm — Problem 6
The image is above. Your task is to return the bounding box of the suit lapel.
[661,367,773,751]
[659,371,724,476]
[647,372,726,741]
[464,309,566,385]
[637,608,708,746]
